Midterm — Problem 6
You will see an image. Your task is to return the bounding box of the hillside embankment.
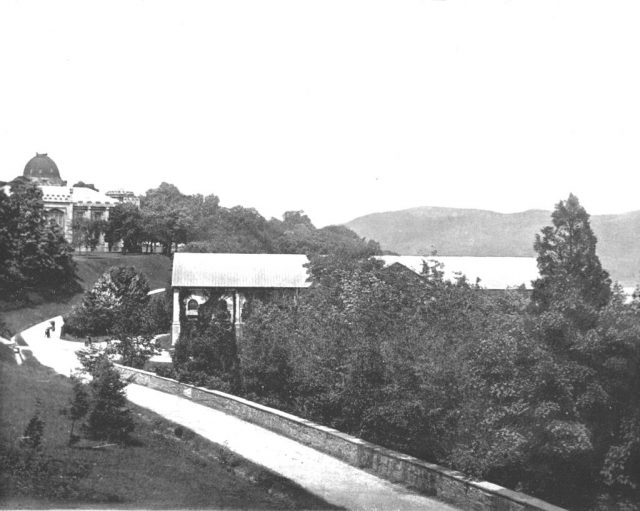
[0,319,337,509]
[0,253,172,336]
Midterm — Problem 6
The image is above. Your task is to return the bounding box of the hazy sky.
[1,1,639,226]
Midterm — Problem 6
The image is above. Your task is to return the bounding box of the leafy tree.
[236,247,640,508]
[138,185,378,257]
[141,183,195,255]
[107,335,159,369]
[173,294,239,392]
[532,194,611,313]
[282,210,314,229]
[270,211,381,256]
[238,300,296,405]
[65,266,150,336]
[141,292,172,335]
[75,345,107,376]
[0,178,76,295]
[72,217,107,251]
[104,203,144,253]
[190,193,221,239]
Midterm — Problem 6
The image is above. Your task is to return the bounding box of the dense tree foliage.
[236,258,639,508]
[104,183,379,256]
[64,266,151,336]
[140,183,196,255]
[0,178,76,296]
[171,293,240,392]
[163,195,639,509]
[104,203,145,253]
[72,217,107,252]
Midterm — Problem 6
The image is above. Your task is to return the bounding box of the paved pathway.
[21,317,459,511]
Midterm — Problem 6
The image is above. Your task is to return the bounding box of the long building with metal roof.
[171,253,541,344]
[172,253,311,289]
[171,253,311,343]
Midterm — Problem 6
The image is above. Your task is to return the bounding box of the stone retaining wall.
[116,364,565,511]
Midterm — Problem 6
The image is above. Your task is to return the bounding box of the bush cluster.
[159,195,640,509]
[236,256,640,509]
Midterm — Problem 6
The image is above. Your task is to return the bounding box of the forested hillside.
[346,206,640,286]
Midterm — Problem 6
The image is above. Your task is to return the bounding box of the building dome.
[24,153,64,185]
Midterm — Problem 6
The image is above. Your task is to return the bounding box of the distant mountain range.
[345,207,640,287]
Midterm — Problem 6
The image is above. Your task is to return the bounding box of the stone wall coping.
[116,364,566,511]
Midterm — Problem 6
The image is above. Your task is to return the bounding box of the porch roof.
[172,253,312,288]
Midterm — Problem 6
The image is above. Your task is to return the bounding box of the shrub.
[142,293,171,335]
[107,335,159,369]
[19,403,44,454]
[64,266,150,337]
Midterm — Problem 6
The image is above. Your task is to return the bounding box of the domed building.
[17,153,135,251]
[24,153,66,186]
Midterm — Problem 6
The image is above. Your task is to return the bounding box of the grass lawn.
[0,345,337,510]
[1,253,172,336]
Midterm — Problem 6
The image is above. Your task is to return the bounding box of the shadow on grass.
[2,350,340,510]
[136,416,344,510]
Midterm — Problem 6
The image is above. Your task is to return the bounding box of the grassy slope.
[1,253,172,336]
[0,345,335,509]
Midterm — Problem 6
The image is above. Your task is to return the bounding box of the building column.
[171,288,181,345]
[234,290,243,340]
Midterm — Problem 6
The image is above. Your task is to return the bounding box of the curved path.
[22,316,460,511]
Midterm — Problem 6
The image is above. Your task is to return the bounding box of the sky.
[0,1,639,227]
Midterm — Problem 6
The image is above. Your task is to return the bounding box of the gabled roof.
[376,255,539,289]
[172,253,312,288]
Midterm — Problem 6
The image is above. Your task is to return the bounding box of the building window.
[186,299,199,318]
[45,209,65,229]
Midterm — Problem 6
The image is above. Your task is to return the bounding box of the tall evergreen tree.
[532,194,611,313]
[84,358,134,442]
